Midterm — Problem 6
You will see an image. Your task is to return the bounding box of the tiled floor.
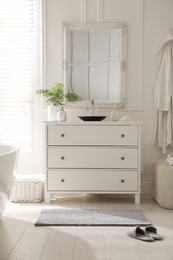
[0,195,173,260]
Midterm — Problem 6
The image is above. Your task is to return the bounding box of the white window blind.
[0,0,41,152]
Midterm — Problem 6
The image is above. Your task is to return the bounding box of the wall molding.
[137,0,143,110]
[126,0,143,111]
[81,0,103,23]
[80,0,144,111]
[81,0,87,23]
[97,0,103,22]
[41,0,47,109]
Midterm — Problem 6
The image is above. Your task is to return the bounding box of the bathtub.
[0,145,18,220]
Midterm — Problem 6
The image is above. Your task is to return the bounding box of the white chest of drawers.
[44,121,141,204]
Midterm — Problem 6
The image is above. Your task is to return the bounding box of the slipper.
[145,226,164,240]
[127,226,154,242]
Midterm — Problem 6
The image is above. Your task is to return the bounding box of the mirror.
[63,23,127,106]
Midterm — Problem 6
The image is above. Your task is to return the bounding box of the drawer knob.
[61,179,64,182]
[121,134,125,138]
[121,156,125,160]
[61,133,65,137]
[61,156,64,160]
[121,179,125,183]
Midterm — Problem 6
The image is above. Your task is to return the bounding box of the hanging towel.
[153,31,173,153]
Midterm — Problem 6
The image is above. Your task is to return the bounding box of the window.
[0,0,42,152]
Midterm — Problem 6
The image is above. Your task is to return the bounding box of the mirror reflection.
[63,23,127,105]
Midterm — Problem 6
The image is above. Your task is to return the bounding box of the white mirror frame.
[63,22,127,108]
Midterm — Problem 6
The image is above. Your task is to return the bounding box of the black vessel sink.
[78,116,107,121]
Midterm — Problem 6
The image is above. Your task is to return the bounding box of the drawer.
[47,147,138,169]
[47,170,138,191]
[47,125,138,146]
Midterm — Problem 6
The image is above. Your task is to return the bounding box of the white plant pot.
[47,106,59,121]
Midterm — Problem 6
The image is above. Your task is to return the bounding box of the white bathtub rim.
[0,144,19,156]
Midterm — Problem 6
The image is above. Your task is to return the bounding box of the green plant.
[36,82,81,106]
[37,82,64,106]
[66,91,81,102]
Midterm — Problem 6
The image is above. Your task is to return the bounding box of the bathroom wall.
[39,0,173,196]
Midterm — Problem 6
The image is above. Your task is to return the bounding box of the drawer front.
[47,125,138,146]
[47,147,138,169]
[47,170,138,191]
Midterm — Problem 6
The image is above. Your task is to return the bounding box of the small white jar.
[57,106,67,121]
[111,110,119,121]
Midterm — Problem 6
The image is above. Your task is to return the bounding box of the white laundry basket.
[11,174,44,203]
[153,159,173,209]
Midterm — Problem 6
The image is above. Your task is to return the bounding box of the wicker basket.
[11,174,44,203]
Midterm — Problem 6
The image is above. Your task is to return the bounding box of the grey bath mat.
[35,208,151,226]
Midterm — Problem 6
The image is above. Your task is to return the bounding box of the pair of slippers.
[127,225,164,242]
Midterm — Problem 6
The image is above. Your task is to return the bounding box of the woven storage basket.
[11,174,44,203]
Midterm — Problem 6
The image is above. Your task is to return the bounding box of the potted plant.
[36,82,81,121]
[66,91,81,102]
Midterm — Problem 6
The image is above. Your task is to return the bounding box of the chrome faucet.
[90,100,95,116]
